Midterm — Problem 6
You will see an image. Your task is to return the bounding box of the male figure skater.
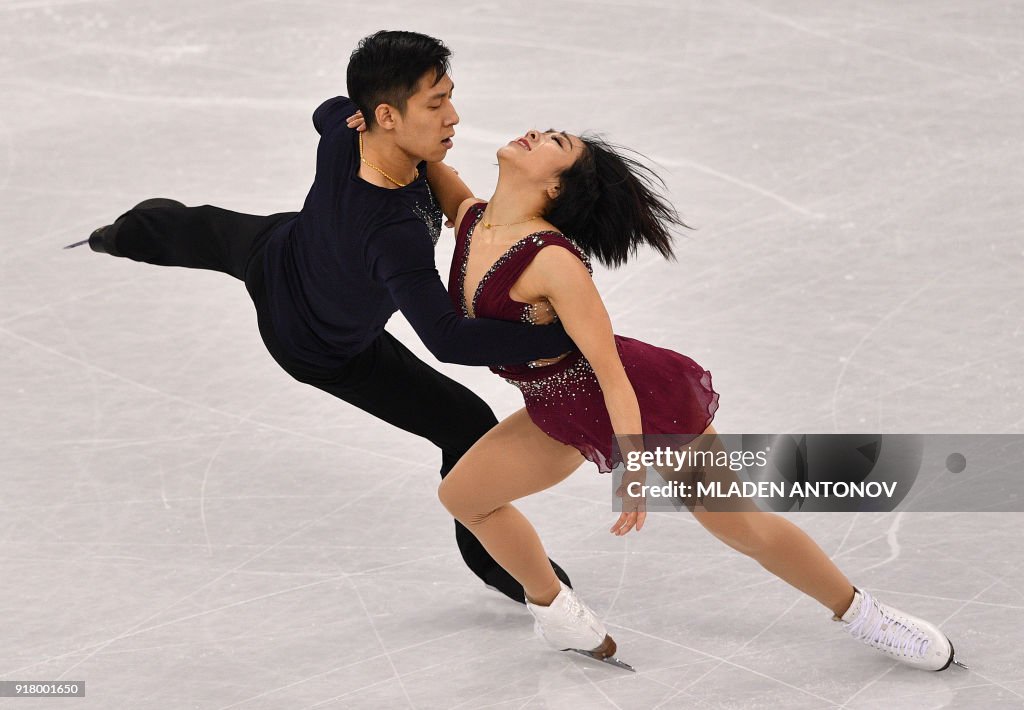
[65,30,573,603]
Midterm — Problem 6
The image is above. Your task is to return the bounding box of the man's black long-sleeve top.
[262,96,575,370]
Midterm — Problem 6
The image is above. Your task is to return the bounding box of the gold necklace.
[359,132,414,188]
[482,213,540,229]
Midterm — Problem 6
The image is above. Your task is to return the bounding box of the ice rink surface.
[2,0,1023,707]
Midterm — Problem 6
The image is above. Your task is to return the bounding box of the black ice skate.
[64,198,185,255]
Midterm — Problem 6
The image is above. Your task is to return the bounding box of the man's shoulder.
[396,181,443,246]
[313,96,357,135]
[366,200,434,236]
[364,198,440,253]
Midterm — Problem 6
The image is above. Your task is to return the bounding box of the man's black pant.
[109,202,570,603]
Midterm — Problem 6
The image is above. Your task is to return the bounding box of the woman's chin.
[496,145,517,161]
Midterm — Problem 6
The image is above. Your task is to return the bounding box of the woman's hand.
[610,435,647,535]
[611,465,647,535]
[346,111,367,132]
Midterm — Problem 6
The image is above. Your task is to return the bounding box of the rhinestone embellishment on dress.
[459,204,591,318]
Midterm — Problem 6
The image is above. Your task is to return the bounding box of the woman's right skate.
[525,582,634,672]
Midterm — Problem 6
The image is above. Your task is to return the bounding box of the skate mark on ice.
[344,578,416,709]
[940,578,1004,627]
[831,513,860,557]
[733,0,992,84]
[648,597,806,709]
[830,274,946,431]
[199,435,229,556]
[1,482,396,678]
[602,538,631,617]
[657,155,823,218]
[615,623,839,707]
[850,512,904,576]
[0,325,423,469]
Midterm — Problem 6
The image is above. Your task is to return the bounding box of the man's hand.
[346,111,367,132]
[528,299,557,325]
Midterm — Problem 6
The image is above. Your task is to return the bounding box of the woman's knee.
[438,477,495,527]
[437,476,461,517]
[437,475,476,521]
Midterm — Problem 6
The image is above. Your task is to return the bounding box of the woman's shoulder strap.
[455,200,487,242]
[531,231,594,275]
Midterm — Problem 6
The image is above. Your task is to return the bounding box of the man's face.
[391,71,458,163]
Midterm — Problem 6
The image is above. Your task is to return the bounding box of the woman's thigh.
[440,408,585,515]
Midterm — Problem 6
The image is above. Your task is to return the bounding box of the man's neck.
[359,132,419,189]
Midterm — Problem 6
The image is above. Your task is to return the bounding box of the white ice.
[1,0,1023,708]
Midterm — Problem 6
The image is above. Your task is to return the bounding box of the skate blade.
[945,639,969,671]
[564,635,635,672]
[63,238,89,249]
[569,648,636,672]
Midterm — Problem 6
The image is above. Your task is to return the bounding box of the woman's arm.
[532,248,641,433]
[526,246,647,533]
[425,162,477,227]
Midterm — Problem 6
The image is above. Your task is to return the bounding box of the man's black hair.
[347,30,451,129]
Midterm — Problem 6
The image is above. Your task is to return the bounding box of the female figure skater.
[347,113,964,672]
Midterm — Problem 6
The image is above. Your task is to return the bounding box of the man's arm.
[367,222,575,366]
[313,96,356,136]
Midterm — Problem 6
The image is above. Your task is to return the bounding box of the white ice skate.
[835,588,968,670]
[525,582,634,672]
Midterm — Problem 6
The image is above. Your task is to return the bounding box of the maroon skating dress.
[449,202,719,473]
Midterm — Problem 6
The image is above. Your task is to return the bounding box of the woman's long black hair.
[544,135,687,267]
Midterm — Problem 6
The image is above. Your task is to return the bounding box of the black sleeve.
[312,96,357,137]
[366,220,576,366]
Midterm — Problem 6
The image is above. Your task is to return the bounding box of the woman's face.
[497,129,586,187]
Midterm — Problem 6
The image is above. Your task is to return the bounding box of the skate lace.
[845,591,930,658]
[563,591,590,624]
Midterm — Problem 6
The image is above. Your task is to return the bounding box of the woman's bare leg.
[686,425,856,616]
[438,408,584,606]
[439,411,854,614]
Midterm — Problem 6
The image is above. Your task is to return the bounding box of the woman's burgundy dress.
[449,202,719,473]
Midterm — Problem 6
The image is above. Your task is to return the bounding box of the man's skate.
[836,588,968,671]
[64,198,185,255]
[526,582,634,672]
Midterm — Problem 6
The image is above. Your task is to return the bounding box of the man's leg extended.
[289,331,573,604]
[72,200,293,279]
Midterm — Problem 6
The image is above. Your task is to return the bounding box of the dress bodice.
[447,202,594,378]
[445,203,719,473]
[450,202,592,320]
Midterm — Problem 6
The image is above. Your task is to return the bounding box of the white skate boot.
[526,582,634,671]
[835,589,967,670]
